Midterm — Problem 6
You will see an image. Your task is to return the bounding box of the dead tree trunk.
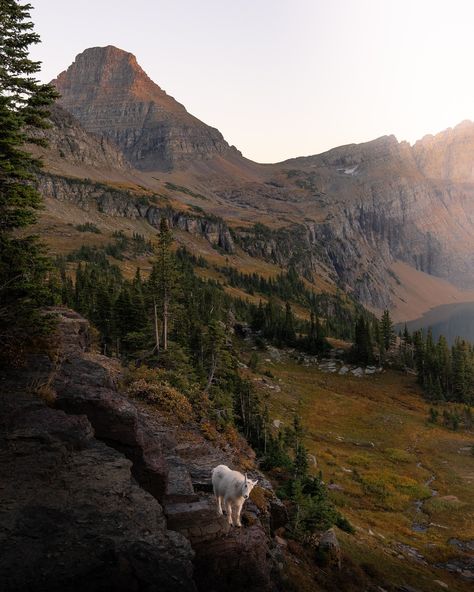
[163,293,168,351]
[154,298,160,354]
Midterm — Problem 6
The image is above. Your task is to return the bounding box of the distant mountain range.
[33,45,474,320]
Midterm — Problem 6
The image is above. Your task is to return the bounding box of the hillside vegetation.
[245,351,474,591]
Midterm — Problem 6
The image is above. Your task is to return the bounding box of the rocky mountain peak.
[54,46,180,111]
[53,46,233,171]
[413,119,474,181]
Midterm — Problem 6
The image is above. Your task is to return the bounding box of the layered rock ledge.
[0,309,281,591]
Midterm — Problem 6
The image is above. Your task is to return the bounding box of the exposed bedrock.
[0,309,282,591]
[38,173,235,254]
[53,46,235,171]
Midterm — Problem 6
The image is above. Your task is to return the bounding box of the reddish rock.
[2,309,282,591]
[193,524,274,592]
[0,391,195,592]
[50,309,169,500]
[54,46,236,171]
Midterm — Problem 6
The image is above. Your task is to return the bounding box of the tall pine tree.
[148,218,178,352]
[0,0,58,361]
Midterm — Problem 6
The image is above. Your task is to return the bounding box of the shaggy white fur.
[211,464,258,527]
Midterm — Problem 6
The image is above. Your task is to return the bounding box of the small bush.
[75,222,101,233]
[353,468,430,510]
[424,496,465,513]
[250,485,271,512]
[128,378,192,422]
[347,453,373,468]
[200,420,219,441]
[249,352,259,371]
[385,448,414,463]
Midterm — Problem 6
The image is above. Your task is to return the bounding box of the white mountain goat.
[211,464,258,527]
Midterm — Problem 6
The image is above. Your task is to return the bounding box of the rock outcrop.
[413,119,474,182]
[38,173,235,253]
[0,309,281,591]
[318,528,342,570]
[53,46,235,171]
[31,104,130,171]
[0,320,196,591]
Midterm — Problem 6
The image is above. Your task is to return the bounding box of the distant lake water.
[397,301,474,346]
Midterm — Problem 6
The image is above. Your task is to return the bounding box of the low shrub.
[127,378,192,422]
[385,448,415,463]
[75,222,101,233]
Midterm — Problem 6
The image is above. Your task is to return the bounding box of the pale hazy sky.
[30,0,474,163]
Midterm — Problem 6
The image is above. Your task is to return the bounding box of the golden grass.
[36,190,339,306]
[248,353,474,592]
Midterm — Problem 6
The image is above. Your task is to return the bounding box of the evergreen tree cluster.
[66,231,153,264]
[349,308,474,405]
[428,405,472,430]
[51,223,259,428]
[59,240,385,365]
[410,330,474,404]
[75,222,101,233]
[219,264,309,304]
[250,298,297,345]
[261,415,354,538]
[218,262,371,341]
[349,309,396,365]
[0,0,58,362]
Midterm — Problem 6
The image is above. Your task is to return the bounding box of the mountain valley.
[2,26,473,592]
[32,45,474,322]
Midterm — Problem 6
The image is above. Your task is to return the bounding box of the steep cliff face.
[39,104,130,170]
[0,311,196,592]
[413,120,474,182]
[278,134,474,302]
[0,309,283,591]
[38,173,235,253]
[53,46,234,171]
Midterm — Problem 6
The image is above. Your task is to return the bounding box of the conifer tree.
[0,0,58,359]
[380,309,395,352]
[148,218,177,352]
[452,338,468,402]
[251,300,265,332]
[351,315,373,364]
[283,301,296,343]
[436,335,450,396]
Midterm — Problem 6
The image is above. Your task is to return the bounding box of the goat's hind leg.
[224,497,233,525]
[234,500,244,527]
[213,481,223,516]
